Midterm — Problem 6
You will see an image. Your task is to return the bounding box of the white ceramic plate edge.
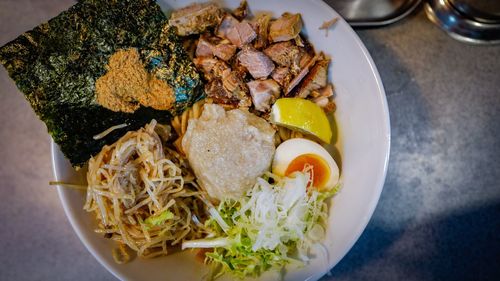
[310,0,391,273]
[52,145,127,281]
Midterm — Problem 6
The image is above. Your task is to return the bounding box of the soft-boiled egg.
[272,138,339,190]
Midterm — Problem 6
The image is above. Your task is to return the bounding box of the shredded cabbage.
[144,210,174,230]
[182,172,340,279]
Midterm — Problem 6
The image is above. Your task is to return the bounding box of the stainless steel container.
[425,0,500,44]
[325,0,422,26]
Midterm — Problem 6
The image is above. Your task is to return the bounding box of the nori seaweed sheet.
[0,0,203,167]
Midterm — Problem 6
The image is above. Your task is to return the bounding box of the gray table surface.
[0,1,499,281]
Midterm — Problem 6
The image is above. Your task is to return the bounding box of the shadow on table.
[321,29,500,281]
[328,202,500,281]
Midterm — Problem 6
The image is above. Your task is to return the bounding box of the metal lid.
[425,0,500,44]
[325,0,421,27]
[450,0,500,23]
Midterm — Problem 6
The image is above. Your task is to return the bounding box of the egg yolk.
[285,153,330,189]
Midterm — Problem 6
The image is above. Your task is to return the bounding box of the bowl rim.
[52,0,391,280]
[312,1,391,277]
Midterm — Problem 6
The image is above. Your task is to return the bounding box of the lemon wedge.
[270,98,332,143]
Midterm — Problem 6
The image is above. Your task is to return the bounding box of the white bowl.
[52,0,390,280]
